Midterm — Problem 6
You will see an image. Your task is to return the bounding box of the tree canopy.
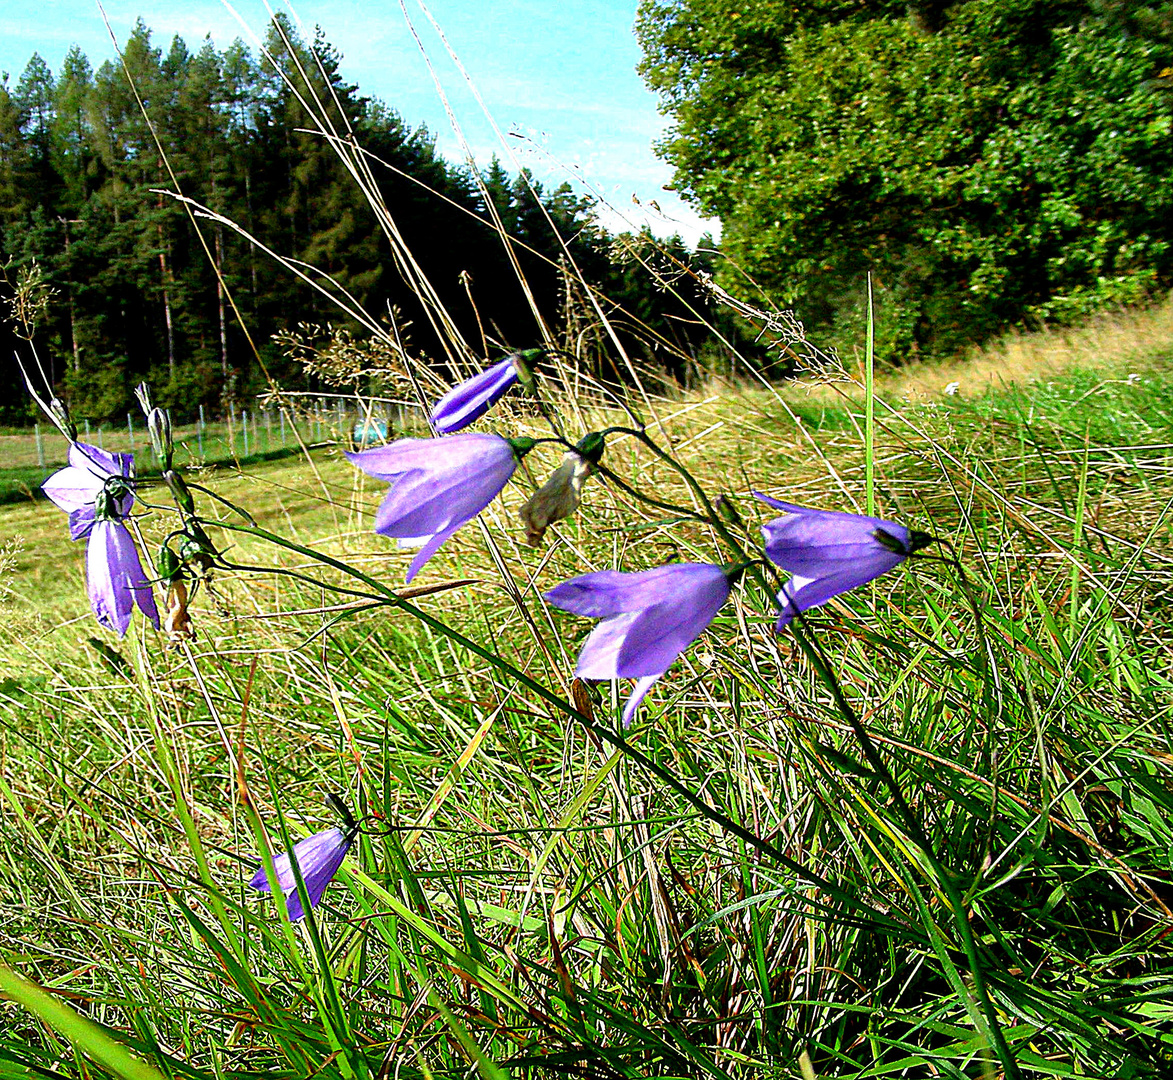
[638,0,1173,359]
[0,17,715,422]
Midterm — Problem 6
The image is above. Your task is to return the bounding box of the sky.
[0,0,719,245]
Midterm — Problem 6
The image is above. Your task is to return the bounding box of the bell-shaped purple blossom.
[348,433,527,582]
[429,356,520,434]
[756,494,927,630]
[545,563,731,726]
[42,443,159,636]
[248,826,356,922]
[87,520,161,635]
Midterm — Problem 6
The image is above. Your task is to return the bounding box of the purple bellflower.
[545,563,732,726]
[248,824,357,922]
[429,355,520,434]
[42,443,159,636]
[755,494,929,630]
[348,432,530,581]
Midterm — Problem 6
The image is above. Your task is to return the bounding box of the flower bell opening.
[545,562,731,726]
[248,795,360,922]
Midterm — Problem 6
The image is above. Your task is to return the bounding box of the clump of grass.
[4,7,1173,1077]
[3,353,1173,1076]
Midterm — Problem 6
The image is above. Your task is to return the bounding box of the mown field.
[2,309,1173,1077]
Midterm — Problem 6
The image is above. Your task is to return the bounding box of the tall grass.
[2,4,1173,1076]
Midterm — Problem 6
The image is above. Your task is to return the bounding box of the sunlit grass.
[2,340,1173,1075]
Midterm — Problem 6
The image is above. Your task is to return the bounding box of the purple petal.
[614,587,729,679]
[42,465,106,515]
[754,494,910,575]
[373,446,514,538]
[69,442,132,479]
[45,444,135,519]
[69,507,97,541]
[430,357,519,434]
[404,525,460,584]
[545,564,728,618]
[622,675,662,728]
[87,522,135,635]
[566,565,729,677]
[574,612,642,679]
[87,521,158,636]
[353,434,517,580]
[347,438,461,481]
[774,558,905,629]
[248,827,353,922]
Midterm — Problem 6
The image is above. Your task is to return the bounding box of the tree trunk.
[216,224,229,380]
[60,218,81,373]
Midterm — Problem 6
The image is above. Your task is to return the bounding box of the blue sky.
[0,0,718,244]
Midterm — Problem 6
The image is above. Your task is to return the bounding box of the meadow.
[2,302,1173,1077]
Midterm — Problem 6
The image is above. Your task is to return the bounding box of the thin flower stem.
[211,519,922,940]
[590,460,707,520]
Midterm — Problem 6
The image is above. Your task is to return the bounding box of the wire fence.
[1,397,399,472]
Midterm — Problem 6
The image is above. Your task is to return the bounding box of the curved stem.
[210,518,918,939]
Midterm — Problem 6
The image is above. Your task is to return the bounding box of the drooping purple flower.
[42,443,159,636]
[429,356,520,434]
[545,563,731,726]
[87,520,161,636]
[755,493,928,630]
[347,433,528,582]
[248,826,356,922]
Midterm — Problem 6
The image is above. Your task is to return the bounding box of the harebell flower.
[42,443,159,636]
[545,563,733,726]
[249,794,358,922]
[756,494,930,629]
[348,433,533,581]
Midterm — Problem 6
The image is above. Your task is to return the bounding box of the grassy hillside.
[2,316,1172,1076]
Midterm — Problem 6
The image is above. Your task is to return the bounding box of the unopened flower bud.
[49,398,77,441]
[519,449,595,546]
[163,578,195,644]
[164,469,195,515]
[147,408,172,466]
[715,493,744,528]
[157,545,182,585]
[135,383,172,467]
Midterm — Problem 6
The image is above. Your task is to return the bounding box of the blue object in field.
[353,418,389,446]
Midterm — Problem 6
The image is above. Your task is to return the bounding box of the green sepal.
[873,527,910,555]
[93,478,131,522]
[506,436,537,459]
[511,348,544,393]
[574,431,606,465]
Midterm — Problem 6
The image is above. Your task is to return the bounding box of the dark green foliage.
[638,0,1173,360]
[0,17,717,423]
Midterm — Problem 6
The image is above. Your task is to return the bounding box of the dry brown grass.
[780,289,1173,404]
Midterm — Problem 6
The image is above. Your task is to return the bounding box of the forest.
[638,0,1173,358]
[6,2,1173,423]
[0,15,715,423]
